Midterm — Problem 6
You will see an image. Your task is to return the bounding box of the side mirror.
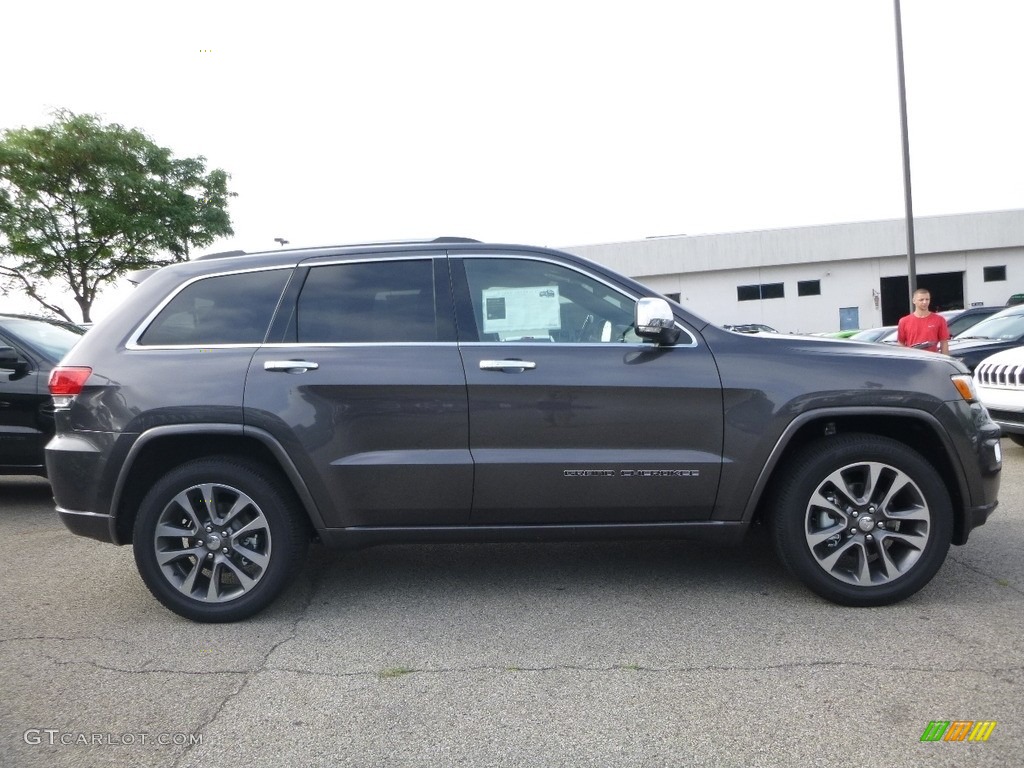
[634,298,681,346]
[0,345,30,378]
[0,345,21,369]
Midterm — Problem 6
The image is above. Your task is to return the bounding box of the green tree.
[0,109,235,322]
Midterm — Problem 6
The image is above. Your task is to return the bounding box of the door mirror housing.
[634,298,681,345]
[0,346,30,378]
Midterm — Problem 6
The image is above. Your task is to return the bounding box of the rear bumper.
[56,507,116,543]
[46,430,122,542]
[965,500,999,536]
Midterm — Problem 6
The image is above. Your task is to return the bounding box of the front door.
[453,254,724,525]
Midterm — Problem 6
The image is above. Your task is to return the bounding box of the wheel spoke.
[875,470,913,514]
[231,515,267,539]
[221,557,257,590]
[155,522,194,539]
[886,505,930,522]
[854,463,883,506]
[854,542,872,583]
[171,491,203,530]
[820,469,855,506]
[180,557,203,595]
[811,487,849,519]
[817,538,858,572]
[875,540,901,580]
[221,494,254,528]
[806,522,847,548]
[198,483,219,523]
[877,528,927,549]
[233,542,269,571]
[157,545,206,567]
[207,561,223,601]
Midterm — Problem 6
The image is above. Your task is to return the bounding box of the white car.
[974,346,1024,447]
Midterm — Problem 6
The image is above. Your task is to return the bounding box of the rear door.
[246,253,473,528]
[452,253,724,525]
[0,335,46,471]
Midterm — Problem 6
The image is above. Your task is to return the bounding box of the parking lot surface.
[2,442,1022,768]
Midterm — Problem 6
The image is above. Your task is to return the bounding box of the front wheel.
[770,434,953,606]
[133,457,308,622]
[1007,434,1024,448]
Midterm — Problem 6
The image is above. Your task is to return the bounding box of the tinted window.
[139,269,289,346]
[0,317,83,360]
[296,260,436,343]
[462,258,643,343]
[956,310,1024,340]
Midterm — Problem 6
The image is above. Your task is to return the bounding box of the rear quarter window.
[138,269,290,346]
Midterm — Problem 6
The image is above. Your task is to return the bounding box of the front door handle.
[479,360,537,371]
[264,360,320,373]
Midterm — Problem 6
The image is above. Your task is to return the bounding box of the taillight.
[49,366,92,407]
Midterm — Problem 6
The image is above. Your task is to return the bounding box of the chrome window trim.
[458,252,699,348]
[254,340,680,349]
[125,253,700,351]
[294,252,444,268]
[126,264,297,350]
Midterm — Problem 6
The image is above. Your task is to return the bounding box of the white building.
[564,209,1024,333]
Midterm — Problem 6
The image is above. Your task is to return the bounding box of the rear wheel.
[1008,434,1024,448]
[770,434,953,606]
[133,457,308,622]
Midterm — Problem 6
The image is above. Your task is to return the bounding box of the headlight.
[951,374,978,402]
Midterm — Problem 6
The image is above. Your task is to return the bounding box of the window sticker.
[481,286,561,334]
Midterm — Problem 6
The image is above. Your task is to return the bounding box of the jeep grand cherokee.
[46,239,1002,621]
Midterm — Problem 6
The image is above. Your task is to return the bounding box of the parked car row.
[838,305,1024,372]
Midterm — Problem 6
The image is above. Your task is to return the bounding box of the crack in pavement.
[170,563,327,768]
[261,660,1024,680]
[946,552,1024,595]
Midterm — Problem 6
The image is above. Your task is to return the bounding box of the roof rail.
[193,250,248,261]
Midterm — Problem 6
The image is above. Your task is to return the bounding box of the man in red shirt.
[897,288,950,353]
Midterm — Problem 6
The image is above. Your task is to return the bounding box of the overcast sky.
[3,0,1023,319]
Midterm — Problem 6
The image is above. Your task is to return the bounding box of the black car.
[44,239,1001,621]
[948,304,1024,372]
[0,313,85,475]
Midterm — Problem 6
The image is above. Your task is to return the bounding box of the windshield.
[954,310,1024,341]
[1,317,84,359]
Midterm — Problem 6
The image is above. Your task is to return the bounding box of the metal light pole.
[894,0,917,303]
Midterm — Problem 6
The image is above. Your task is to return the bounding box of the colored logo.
[920,721,996,742]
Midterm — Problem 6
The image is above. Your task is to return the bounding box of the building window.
[984,266,1006,282]
[664,292,680,302]
[797,279,821,296]
[737,285,761,302]
[737,283,784,301]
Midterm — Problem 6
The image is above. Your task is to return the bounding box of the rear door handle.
[479,360,536,371]
[264,360,320,373]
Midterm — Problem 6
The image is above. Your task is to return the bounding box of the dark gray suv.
[46,240,1003,621]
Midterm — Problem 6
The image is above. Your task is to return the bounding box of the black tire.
[1008,434,1024,448]
[769,434,953,607]
[133,456,308,622]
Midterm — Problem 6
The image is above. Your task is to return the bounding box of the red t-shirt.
[897,312,950,352]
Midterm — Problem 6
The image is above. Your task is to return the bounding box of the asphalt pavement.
[1,441,1022,768]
